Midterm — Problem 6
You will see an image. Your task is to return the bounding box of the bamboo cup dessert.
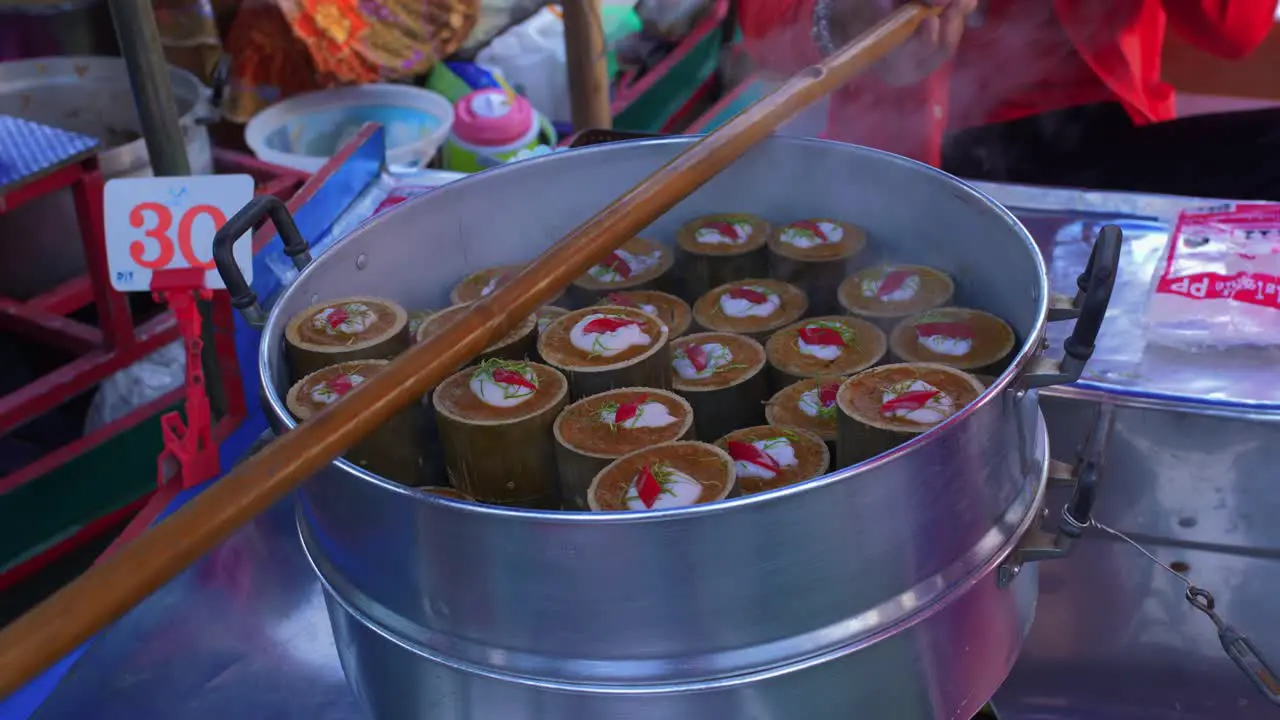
[553,387,695,510]
[284,297,411,382]
[569,237,675,306]
[837,264,954,331]
[676,213,771,300]
[586,441,735,511]
[888,307,1016,376]
[671,331,769,442]
[595,290,692,337]
[450,265,520,304]
[433,359,569,507]
[537,306,672,400]
[764,315,886,389]
[691,278,808,342]
[765,377,843,459]
[836,362,985,469]
[715,425,830,496]
[417,303,538,363]
[287,360,426,486]
[451,264,566,309]
[767,218,867,315]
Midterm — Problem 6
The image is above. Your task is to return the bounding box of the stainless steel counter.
[9,177,1280,719]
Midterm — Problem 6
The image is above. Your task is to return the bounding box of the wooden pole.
[563,0,613,130]
[0,3,940,697]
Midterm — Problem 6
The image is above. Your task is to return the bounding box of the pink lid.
[452,89,535,146]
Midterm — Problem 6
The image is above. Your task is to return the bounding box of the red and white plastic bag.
[1146,203,1280,349]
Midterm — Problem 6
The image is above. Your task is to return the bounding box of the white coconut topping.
[587,249,663,283]
[880,379,955,425]
[694,221,753,245]
[469,366,538,408]
[598,400,677,429]
[718,287,781,318]
[309,373,366,404]
[732,437,798,480]
[570,313,653,357]
[672,343,732,380]
[624,467,702,510]
[860,272,920,302]
[780,221,843,249]
[311,302,376,335]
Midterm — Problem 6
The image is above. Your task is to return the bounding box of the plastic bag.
[85,341,186,433]
[1145,203,1280,350]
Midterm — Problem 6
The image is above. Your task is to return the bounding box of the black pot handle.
[213,195,312,326]
[1023,223,1122,389]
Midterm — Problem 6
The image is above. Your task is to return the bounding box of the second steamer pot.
[226,136,1117,719]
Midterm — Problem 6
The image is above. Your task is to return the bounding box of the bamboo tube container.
[433,359,569,507]
[671,331,769,442]
[284,296,410,382]
[0,7,946,694]
[691,278,808,342]
[594,289,692,337]
[836,264,955,332]
[418,303,538,364]
[887,307,1016,376]
[835,362,984,469]
[568,237,675,306]
[765,377,844,460]
[586,441,735,511]
[676,213,771,300]
[764,315,886,389]
[286,360,427,486]
[767,218,867,315]
[553,387,695,510]
[715,424,831,496]
[537,306,671,400]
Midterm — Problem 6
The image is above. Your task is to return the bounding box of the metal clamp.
[997,403,1114,588]
[1023,224,1122,389]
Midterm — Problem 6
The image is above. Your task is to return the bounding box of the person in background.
[739,0,1280,199]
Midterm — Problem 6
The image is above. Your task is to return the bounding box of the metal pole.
[107,0,227,418]
[106,0,190,176]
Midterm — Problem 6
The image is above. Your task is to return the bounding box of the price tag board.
[104,174,255,292]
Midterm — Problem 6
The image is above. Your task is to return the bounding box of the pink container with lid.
[452,89,536,147]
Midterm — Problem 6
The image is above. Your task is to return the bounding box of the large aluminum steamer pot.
[235,137,1117,719]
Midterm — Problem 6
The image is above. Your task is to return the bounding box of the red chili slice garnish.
[880,390,939,415]
[614,394,648,425]
[493,368,537,391]
[605,292,637,308]
[791,220,829,243]
[326,307,349,329]
[915,322,973,340]
[328,375,355,396]
[876,269,914,299]
[597,251,632,279]
[727,440,781,473]
[635,465,662,508]
[704,220,741,240]
[727,287,768,304]
[583,316,639,334]
[684,343,709,372]
[819,383,839,407]
[798,326,847,347]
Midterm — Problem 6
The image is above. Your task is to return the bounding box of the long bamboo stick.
[0,3,940,697]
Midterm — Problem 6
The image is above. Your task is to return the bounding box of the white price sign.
[103,174,255,292]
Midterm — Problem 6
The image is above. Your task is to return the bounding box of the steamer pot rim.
[260,135,1049,522]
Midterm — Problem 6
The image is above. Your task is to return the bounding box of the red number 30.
[128,202,228,270]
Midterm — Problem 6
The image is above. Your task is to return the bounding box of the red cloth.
[738,0,1277,165]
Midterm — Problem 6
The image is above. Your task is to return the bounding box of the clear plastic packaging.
[1145,203,1280,350]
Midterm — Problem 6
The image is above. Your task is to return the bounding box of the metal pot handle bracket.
[212,195,313,326]
[1021,223,1123,389]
